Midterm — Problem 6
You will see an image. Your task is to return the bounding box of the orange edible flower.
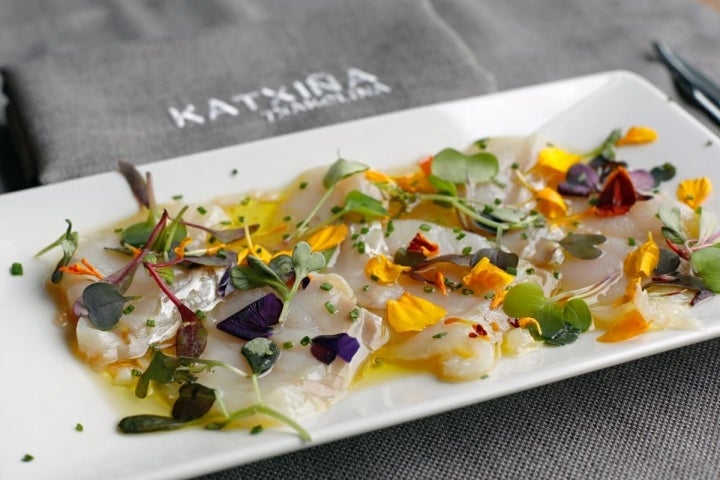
[677,177,712,210]
[387,292,447,333]
[621,232,659,302]
[418,155,433,176]
[173,237,193,260]
[306,224,349,252]
[394,171,434,193]
[535,187,568,219]
[365,255,409,285]
[407,233,440,257]
[533,146,582,184]
[434,271,448,295]
[59,258,104,280]
[462,257,514,305]
[615,126,658,146]
[596,308,649,342]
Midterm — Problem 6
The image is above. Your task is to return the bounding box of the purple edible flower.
[557,163,599,197]
[629,169,655,192]
[310,333,360,364]
[217,293,282,340]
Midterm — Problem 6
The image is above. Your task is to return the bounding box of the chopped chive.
[360,226,370,235]
[250,424,263,435]
[320,282,333,291]
[197,206,207,215]
[385,220,395,237]
[462,246,472,255]
[131,369,142,377]
[10,262,23,276]
[172,194,183,201]
[423,285,435,294]
[21,454,34,462]
[282,341,294,349]
[146,319,156,327]
[75,423,84,432]
[627,237,637,246]
[299,181,308,190]
[419,223,431,232]
[348,308,360,321]
[240,197,251,206]
[283,215,292,222]
[506,266,517,275]
[123,305,136,315]
[483,291,495,300]
[462,288,475,296]
[231,168,238,176]
[432,332,448,339]
[456,232,466,241]
[300,336,311,346]
[525,268,535,275]
[195,310,207,320]
[324,301,338,314]
[362,284,371,292]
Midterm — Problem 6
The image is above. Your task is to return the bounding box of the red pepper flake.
[407,233,439,257]
[594,167,637,217]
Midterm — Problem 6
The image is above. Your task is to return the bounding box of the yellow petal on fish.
[365,255,410,285]
[387,292,447,333]
[533,146,582,183]
[535,187,568,219]
[462,257,514,296]
[677,177,712,210]
[615,126,658,146]
[306,224,349,252]
[365,169,393,183]
[623,232,659,279]
[596,308,649,342]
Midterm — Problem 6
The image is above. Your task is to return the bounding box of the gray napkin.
[1,0,495,185]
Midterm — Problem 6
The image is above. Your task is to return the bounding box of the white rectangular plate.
[3,71,720,480]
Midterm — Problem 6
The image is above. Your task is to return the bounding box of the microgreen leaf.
[118,161,151,209]
[292,241,327,280]
[135,351,194,399]
[650,163,676,185]
[502,282,547,318]
[117,415,187,433]
[562,298,592,332]
[322,158,369,189]
[35,219,79,283]
[691,245,720,292]
[559,232,606,260]
[216,293,282,340]
[171,383,216,422]
[230,256,290,299]
[427,174,457,197]
[341,190,389,219]
[533,302,583,346]
[310,333,361,364]
[241,338,280,376]
[82,282,132,331]
[654,249,681,275]
[431,148,498,185]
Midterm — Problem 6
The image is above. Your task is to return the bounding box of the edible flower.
[59,258,104,280]
[462,257,514,307]
[676,176,712,210]
[387,292,447,333]
[596,308,649,342]
[407,233,440,257]
[310,333,360,364]
[615,126,658,146]
[173,237,193,260]
[621,232,659,301]
[365,255,409,285]
[365,170,393,183]
[533,146,582,184]
[306,224,349,252]
[216,293,282,340]
[534,187,568,220]
[593,167,637,217]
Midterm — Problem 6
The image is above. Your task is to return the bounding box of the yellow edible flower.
[621,232,659,301]
[533,147,582,184]
[236,244,273,264]
[365,255,409,285]
[677,177,712,210]
[387,292,447,333]
[306,224,349,252]
[596,308,649,342]
[615,126,658,146]
[365,170,393,183]
[534,186,568,219]
[462,257,514,306]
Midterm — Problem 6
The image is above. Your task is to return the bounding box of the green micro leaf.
[35,219,79,283]
[559,232,607,260]
[322,158,369,189]
[117,415,187,433]
[465,152,500,185]
[241,338,280,376]
[171,383,216,422]
[135,351,195,399]
[502,282,547,318]
[562,298,592,333]
[342,190,389,219]
[431,148,468,184]
[427,174,458,198]
[691,245,720,292]
[82,282,132,331]
[292,241,326,280]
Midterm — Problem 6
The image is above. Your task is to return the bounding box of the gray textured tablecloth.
[2,1,720,479]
